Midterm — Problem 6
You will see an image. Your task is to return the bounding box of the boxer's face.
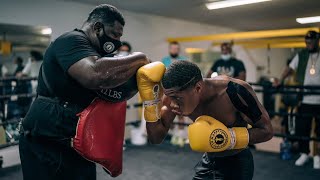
[164,83,202,116]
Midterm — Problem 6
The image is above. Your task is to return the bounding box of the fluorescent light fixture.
[296,16,320,24]
[206,0,272,10]
[41,28,52,35]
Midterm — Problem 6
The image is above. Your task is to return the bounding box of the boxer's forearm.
[248,115,273,144]
[146,121,170,144]
[145,98,176,144]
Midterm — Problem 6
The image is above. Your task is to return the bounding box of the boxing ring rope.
[0,81,320,150]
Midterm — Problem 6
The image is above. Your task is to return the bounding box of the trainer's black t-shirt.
[22,29,102,138]
[210,58,246,78]
[37,29,100,106]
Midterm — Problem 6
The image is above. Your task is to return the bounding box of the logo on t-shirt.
[217,66,235,77]
[99,88,122,100]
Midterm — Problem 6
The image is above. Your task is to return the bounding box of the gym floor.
[1,144,319,180]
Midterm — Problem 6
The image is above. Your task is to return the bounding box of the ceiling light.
[206,0,272,10]
[41,28,52,35]
[296,16,320,24]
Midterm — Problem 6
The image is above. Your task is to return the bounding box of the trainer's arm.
[237,81,273,144]
[146,96,176,144]
[279,66,294,84]
[234,61,246,81]
[68,52,148,89]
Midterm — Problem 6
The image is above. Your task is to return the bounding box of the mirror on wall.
[186,48,220,77]
[0,23,51,76]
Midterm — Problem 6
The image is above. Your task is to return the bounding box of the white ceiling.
[0,23,51,48]
[65,0,320,31]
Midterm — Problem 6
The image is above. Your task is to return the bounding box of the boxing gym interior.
[1,0,320,179]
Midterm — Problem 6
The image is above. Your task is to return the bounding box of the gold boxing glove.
[188,115,249,152]
[137,62,166,122]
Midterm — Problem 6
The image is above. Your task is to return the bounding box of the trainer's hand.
[188,116,249,152]
[137,62,166,122]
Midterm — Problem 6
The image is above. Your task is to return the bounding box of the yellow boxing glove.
[137,62,166,122]
[188,115,249,152]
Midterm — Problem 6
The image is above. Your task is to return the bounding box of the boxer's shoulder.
[205,76,231,93]
[209,75,232,86]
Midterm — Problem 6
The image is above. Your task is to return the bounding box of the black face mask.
[170,53,178,58]
[98,27,122,56]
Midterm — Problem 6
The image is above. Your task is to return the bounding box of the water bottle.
[280,138,292,160]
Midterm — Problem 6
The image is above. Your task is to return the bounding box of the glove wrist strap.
[143,99,160,106]
[227,128,236,150]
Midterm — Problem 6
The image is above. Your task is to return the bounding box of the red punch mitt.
[72,98,126,177]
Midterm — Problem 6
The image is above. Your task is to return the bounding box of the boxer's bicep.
[231,81,273,143]
[240,82,270,126]
[227,80,267,125]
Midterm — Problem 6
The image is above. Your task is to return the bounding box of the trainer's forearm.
[93,52,148,89]
[279,66,293,83]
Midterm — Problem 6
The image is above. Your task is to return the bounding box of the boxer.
[137,61,273,180]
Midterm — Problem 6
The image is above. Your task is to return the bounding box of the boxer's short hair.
[87,4,125,26]
[162,61,202,90]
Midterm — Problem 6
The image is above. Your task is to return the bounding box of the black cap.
[305,30,319,40]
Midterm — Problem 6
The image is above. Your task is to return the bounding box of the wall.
[0,0,293,79]
[236,46,292,82]
[0,0,294,123]
[0,0,234,62]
